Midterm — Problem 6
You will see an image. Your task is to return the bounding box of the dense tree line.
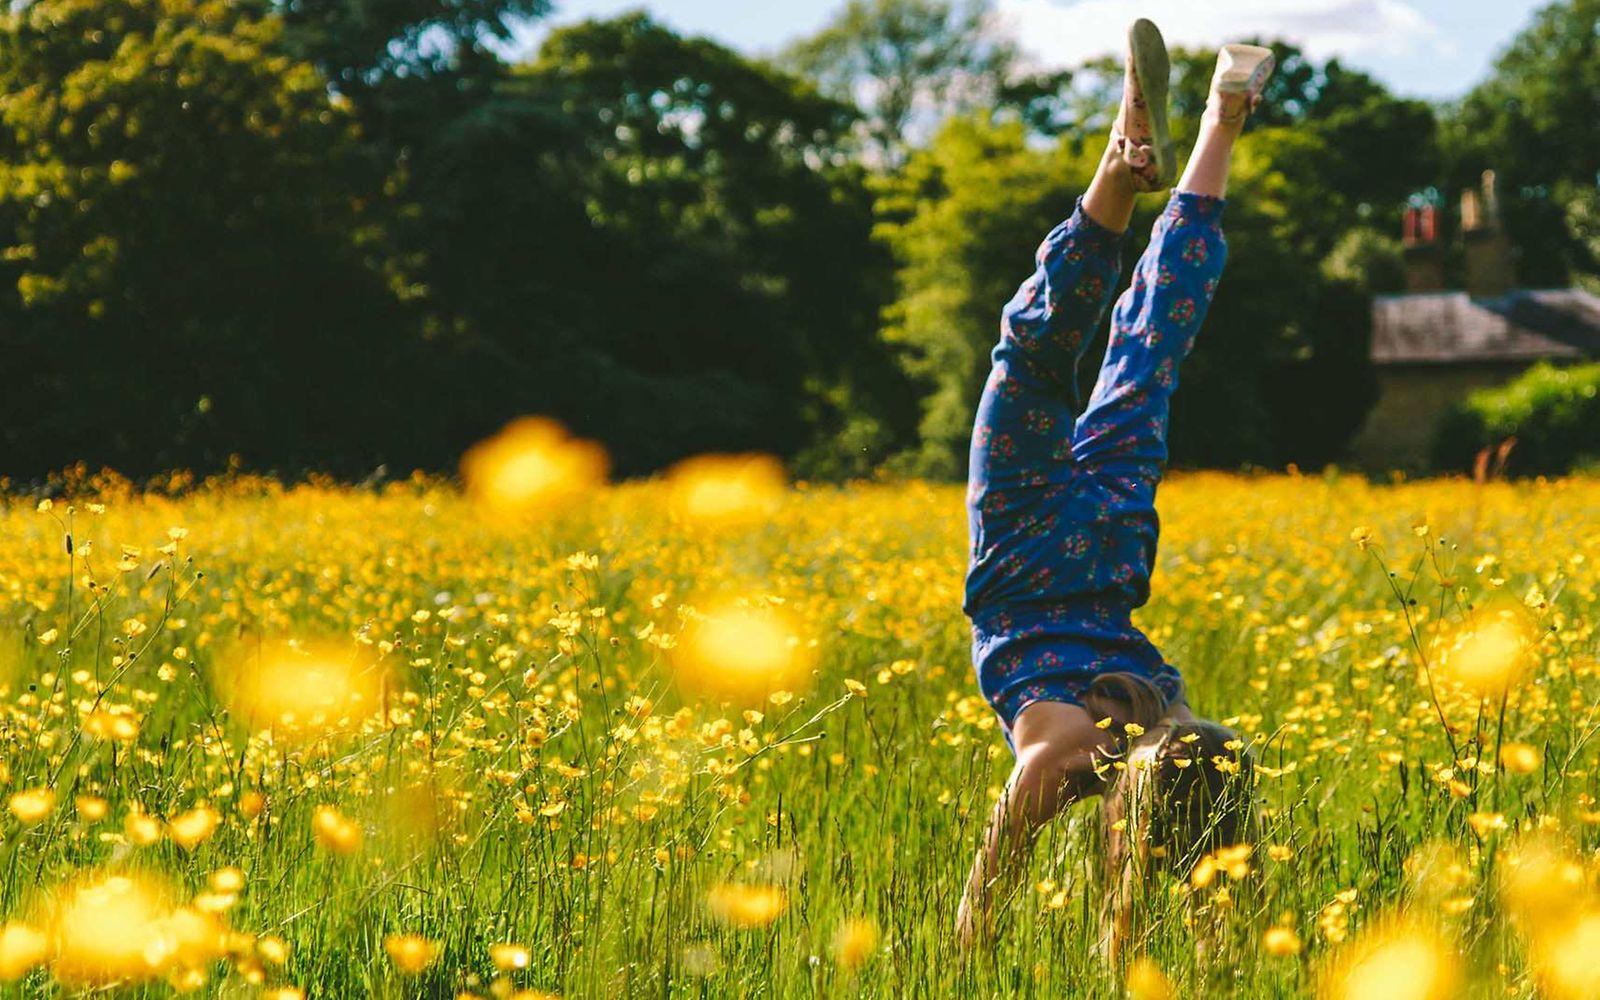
[0,0,1593,480]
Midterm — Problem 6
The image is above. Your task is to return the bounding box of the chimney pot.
[1402,202,1445,292]
[1464,168,1515,297]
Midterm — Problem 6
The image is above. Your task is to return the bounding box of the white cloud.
[995,0,1448,69]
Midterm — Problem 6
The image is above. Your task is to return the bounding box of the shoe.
[1209,44,1276,124]
[1111,18,1173,192]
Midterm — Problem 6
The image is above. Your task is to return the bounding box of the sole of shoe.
[1127,18,1173,189]
[1215,43,1276,97]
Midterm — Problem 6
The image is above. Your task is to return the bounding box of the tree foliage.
[0,0,412,474]
[781,0,1026,163]
[0,0,1590,480]
[1445,0,1600,283]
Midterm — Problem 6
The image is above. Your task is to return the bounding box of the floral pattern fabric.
[965,192,1229,739]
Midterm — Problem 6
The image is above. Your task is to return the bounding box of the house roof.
[1371,288,1600,365]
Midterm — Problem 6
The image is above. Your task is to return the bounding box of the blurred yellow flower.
[238,791,266,821]
[831,917,879,968]
[490,943,530,971]
[706,883,786,928]
[1320,922,1458,1000]
[384,933,439,974]
[1263,925,1303,957]
[1500,742,1541,774]
[673,602,812,701]
[1533,909,1600,1000]
[82,709,140,742]
[220,640,382,739]
[311,805,363,855]
[666,454,785,525]
[9,788,55,825]
[1500,836,1587,929]
[48,874,172,984]
[209,867,245,893]
[168,807,221,850]
[1126,956,1174,999]
[0,923,47,981]
[1441,611,1529,694]
[124,810,164,847]
[461,417,608,515]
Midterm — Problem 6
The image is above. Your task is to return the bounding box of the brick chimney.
[1401,202,1445,292]
[1462,169,1515,298]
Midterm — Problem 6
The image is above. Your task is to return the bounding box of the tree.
[419,14,911,474]
[271,0,549,88]
[780,0,1022,164]
[0,0,416,477]
[1444,0,1600,284]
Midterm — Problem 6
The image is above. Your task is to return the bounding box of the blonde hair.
[1089,673,1255,960]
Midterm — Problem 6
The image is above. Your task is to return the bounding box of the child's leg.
[967,197,1125,493]
[1068,191,1227,489]
[1069,79,1257,490]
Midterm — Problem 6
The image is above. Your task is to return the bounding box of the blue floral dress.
[965,191,1228,739]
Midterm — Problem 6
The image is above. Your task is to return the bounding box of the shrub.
[1434,362,1600,476]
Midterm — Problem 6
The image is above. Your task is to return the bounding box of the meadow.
[0,442,1597,998]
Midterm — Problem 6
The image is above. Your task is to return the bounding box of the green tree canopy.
[400,14,910,474]
[0,0,414,476]
[272,0,548,86]
[1445,0,1599,283]
[780,0,1027,164]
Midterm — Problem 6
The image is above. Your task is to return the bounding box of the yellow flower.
[124,810,163,846]
[168,806,220,850]
[1442,612,1529,695]
[461,417,609,515]
[705,883,786,928]
[1321,922,1458,1000]
[258,935,290,964]
[672,602,812,701]
[1534,909,1600,1000]
[48,874,177,984]
[9,787,55,825]
[312,805,363,855]
[1500,742,1541,774]
[209,867,245,893]
[384,933,439,974]
[1263,925,1302,957]
[238,791,266,820]
[666,454,786,525]
[0,923,47,981]
[1467,811,1507,837]
[1126,956,1174,999]
[1350,525,1373,550]
[831,917,879,968]
[219,640,382,740]
[490,943,530,971]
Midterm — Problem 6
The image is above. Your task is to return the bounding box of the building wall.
[1348,362,1529,471]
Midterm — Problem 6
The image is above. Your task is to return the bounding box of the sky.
[506,0,1549,100]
